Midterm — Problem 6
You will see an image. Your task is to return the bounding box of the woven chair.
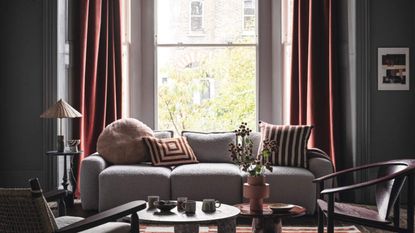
[314,159,415,233]
[0,178,146,233]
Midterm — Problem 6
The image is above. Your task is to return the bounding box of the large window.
[156,0,257,134]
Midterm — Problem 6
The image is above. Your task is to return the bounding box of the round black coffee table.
[137,201,240,233]
[235,203,306,233]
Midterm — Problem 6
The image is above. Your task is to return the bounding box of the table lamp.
[40,99,82,152]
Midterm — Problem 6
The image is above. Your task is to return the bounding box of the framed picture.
[378,47,410,91]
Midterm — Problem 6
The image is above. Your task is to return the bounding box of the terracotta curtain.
[74,0,123,196]
[290,0,338,167]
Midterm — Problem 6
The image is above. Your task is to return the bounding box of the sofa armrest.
[80,153,109,210]
[307,148,334,191]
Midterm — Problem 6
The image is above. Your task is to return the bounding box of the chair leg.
[407,174,414,233]
[317,206,324,233]
[394,196,400,228]
[317,182,325,233]
[327,193,334,233]
[131,212,139,233]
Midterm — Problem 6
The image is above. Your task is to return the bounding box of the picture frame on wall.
[378,47,410,91]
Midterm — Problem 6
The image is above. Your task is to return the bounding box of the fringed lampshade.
[40,99,82,152]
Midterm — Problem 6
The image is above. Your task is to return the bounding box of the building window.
[193,77,215,104]
[243,0,255,32]
[156,0,257,134]
[190,0,203,32]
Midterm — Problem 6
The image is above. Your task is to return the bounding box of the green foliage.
[158,47,256,134]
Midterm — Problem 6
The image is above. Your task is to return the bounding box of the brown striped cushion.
[143,137,198,166]
[259,122,312,168]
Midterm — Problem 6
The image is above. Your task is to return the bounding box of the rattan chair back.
[0,188,58,233]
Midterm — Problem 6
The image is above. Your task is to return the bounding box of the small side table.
[235,203,306,233]
[46,150,82,206]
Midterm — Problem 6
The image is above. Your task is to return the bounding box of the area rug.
[140,225,360,233]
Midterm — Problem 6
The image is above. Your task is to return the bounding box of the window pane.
[157,47,256,133]
[157,0,256,44]
[244,8,254,15]
[191,1,203,15]
[191,16,203,31]
[244,0,254,8]
[244,16,255,31]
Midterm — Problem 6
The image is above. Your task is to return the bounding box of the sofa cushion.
[99,165,171,211]
[248,132,261,157]
[97,118,154,165]
[259,122,312,168]
[143,137,198,166]
[182,131,236,163]
[170,163,242,204]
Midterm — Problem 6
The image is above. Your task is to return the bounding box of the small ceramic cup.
[177,197,188,212]
[202,199,221,212]
[147,195,159,209]
[181,200,196,214]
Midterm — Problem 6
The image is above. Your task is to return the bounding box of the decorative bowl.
[268,203,295,212]
[154,200,177,212]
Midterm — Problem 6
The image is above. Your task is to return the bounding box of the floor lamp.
[40,99,82,152]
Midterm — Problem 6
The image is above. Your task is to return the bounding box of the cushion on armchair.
[259,122,312,168]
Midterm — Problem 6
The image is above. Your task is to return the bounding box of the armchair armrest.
[56,200,146,233]
[44,189,68,202]
[313,160,398,183]
[320,170,409,195]
[45,189,68,216]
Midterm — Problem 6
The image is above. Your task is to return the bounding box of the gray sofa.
[80,131,334,214]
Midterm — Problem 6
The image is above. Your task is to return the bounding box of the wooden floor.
[65,200,413,233]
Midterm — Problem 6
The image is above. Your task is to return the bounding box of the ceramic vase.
[243,175,270,212]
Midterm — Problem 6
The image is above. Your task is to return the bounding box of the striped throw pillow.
[143,137,198,166]
[259,122,312,168]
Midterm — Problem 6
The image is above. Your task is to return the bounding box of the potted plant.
[229,122,277,211]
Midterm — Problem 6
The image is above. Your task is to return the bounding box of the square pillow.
[259,122,312,168]
[181,131,236,163]
[141,130,174,162]
[143,136,198,166]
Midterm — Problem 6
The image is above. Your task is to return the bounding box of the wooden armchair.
[0,178,146,233]
[314,159,415,233]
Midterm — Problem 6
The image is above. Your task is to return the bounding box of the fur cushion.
[97,118,154,164]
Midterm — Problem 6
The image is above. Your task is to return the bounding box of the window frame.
[128,0,283,130]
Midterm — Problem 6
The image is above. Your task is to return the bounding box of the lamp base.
[57,135,64,152]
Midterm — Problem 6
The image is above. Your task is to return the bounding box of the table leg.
[252,217,279,233]
[218,217,236,233]
[174,223,199,233]
[62,155,69,190]
[274,218,282,233]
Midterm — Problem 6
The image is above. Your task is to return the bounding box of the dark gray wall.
[0,0,56,190]
[369,0,415,163]
[356,0,415,203]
